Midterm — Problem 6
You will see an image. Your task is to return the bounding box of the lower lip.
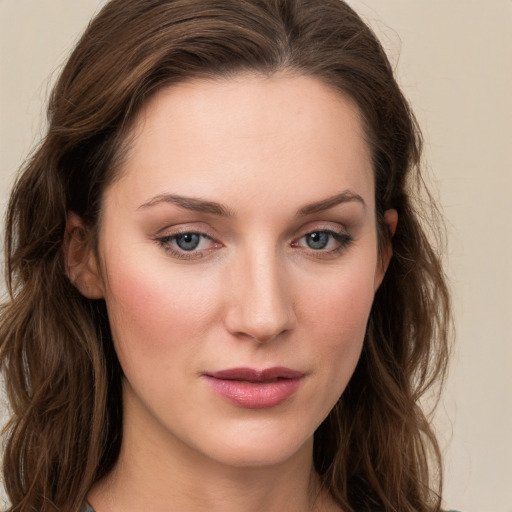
[204,376,302,409]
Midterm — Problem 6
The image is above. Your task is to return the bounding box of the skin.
[67,73,397,512]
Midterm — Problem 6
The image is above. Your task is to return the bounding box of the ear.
[64,212,104,299]
[374,208,398,291]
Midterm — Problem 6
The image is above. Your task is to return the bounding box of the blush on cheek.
[305,272,374,370]
[309,270,375,325]
[103,258,219,361]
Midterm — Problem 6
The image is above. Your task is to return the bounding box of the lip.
[204,367,304,409]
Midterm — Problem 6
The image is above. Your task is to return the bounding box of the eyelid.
[152,221,214,237]
[292,221,349,240]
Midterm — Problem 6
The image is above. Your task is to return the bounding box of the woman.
[0,1,451,511]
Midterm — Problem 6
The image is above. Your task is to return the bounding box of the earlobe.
[374,208,398,291]
[64,212,104,299]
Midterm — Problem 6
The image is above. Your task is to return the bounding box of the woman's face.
[81,73,394,469]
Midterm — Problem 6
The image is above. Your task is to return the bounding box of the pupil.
[307,232,329,250]
[176,233,200,251]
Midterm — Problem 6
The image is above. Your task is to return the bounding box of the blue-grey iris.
[176,233,201,251]
[306,232,329,250]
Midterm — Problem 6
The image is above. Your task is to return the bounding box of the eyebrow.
[138,193,232,216]
[138,189,365,216]
[298,190,366,215]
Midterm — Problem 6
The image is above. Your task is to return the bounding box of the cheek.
[303,257,376,336]
[102,255,221,371]
[299,257,376,386]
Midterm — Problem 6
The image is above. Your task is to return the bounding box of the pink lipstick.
[204,367,303,409]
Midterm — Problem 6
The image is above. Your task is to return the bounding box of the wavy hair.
[1,1,451,511]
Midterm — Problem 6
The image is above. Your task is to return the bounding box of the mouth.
[203,367,304,409]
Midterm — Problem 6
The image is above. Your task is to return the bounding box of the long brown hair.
[1,1,451,511]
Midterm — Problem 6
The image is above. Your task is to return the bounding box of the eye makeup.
[153,224,354,262]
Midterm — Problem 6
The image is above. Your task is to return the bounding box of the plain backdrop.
[1,1,511,511]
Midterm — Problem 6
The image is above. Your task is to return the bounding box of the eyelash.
[155,228,353,260]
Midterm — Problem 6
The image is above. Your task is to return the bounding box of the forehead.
[108,72,375,213]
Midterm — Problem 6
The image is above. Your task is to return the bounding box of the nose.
[224,248,296,344]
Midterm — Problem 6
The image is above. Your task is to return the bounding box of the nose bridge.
[225,241,295,343]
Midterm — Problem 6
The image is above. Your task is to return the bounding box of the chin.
[187,415,317,469]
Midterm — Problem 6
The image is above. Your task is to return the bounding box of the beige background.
[1,1,511,511]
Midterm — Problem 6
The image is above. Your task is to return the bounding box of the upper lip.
[205,367,304,382]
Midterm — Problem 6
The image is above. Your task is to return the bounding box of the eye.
[155,231,222,259]
[292,229,353,255]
